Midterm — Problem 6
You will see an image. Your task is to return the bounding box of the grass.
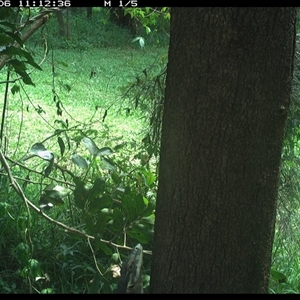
[0,8,166,293]
[1,45,167,155]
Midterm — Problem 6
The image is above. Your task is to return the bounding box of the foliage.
[124,7,170,38]
[0,7,164,293]
[269,33,300,293]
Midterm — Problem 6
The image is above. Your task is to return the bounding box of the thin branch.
[0,149,152,255]
[0,8,64,71]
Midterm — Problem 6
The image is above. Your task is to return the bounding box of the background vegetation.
[0,7,299,293]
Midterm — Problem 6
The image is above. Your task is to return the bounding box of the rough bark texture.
[150,8,296,293]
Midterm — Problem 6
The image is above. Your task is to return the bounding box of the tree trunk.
[56,10,66,37]
[86,7,92,19]
[66,9,71,39]
[150,7,296,293]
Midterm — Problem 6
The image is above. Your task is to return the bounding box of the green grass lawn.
[0,45,167,158]
[0,10,167,292]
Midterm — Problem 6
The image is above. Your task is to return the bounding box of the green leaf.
[0,33,13,46]
[72,154,89,169]
[43,183,72,199]
[19,71,35,86]
[270,269,287,283]
[74,178,88,209]
[96,241,113,256]
[0,21,17,31]
[97,147,113,156]
[111,171,121,184]
[135,193,146,214]
[132,36,145,48]
[0,8,13,20]
[127,225,151,244]
[44,157,54,176]
[81,137,100,155]
[56,60,69,67]
[4,31,23,46]
[122,194,136,221]
[30,143,54,161]
[30,142,46,153]
[110,209,124,231]
[57,137,65,157]
[27,259,41,278]
[93,215,107,234]
[39,195,63,208]
[101,157,115,170]
[11,84,20,95]
[141,201,155,218]
[87,177,106,200]
[145,26,151,34]
[88,195,112,213]
[9,58,26,72]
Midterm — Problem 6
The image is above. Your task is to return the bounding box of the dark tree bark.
[150,8,296,293]
[56,10,66,37]
[109,8,137,34]
[86,7,92,19]
[56,9,71,38]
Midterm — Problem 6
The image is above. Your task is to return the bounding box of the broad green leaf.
[110,209,124,231]
[135,193,146,214]
[57,137,65,157]
[81,137,99,155]
[96,241,113,256]
[4,31,23,46]
[43,183,72,199]
[270,269,287,283]
[86,178,106,205]
[0,8,13,20]
[93,216,107,234]
[97,147,113,156]
[30,142,46,153]
[132,36,145,48]
[30,143,54,161]
[101,157,115,170]
[56,60,69,67]
[8,58,26,72]
[19,71,35,86]
[39,197,53,209]
[145,26,151,34]
[142,214,155,225]
[141,201,155,217]
[111,253,120,264]
[111,171,120,184]
[73,177,89,209]
[0,33,13,46]
[72,154,89,169]
[88,195,112,213]
[11,84,20,94]
[27,259,41,278]
[37,150,54,161]
[24,59,42,71]
[139,37,145,48]
[0,21,17,31]
[101,208,113,215]
[127,226,151,244]
[39,195,63,208]
[44,157,54,176]
[122,194,136,221]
